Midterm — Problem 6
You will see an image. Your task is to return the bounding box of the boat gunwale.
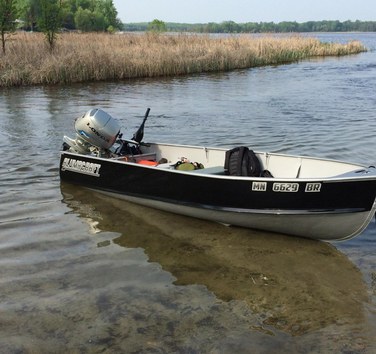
[59,150,376,183]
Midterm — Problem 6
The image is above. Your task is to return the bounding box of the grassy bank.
[0,32,367,87]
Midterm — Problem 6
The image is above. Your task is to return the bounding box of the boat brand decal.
[61,158,101,177]
[305,183,322,192]
[86,123,110,143]
[272,183,299,192]
[252,181,267,191]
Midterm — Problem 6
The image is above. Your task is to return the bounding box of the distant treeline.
[123,20,376,33]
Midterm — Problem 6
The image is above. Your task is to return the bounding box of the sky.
[112,0,375,24]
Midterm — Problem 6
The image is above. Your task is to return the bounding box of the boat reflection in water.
[61,183,369,337]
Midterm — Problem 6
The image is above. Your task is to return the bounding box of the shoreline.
[0,32,367,88]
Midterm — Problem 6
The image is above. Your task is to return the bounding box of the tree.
[17,0,39,31]
[74,1,120,32]
[221,21,240,33]
[16,0,121,32]
[0,0,17,54]
[59,0,75,30]
[96,0,121,31]
[147,19,166,32]
[75,6,105,31]
[38,0,63,51]
[76,0,95,11]
[74,7,93,31]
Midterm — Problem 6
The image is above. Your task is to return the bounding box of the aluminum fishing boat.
[59,108,376,241]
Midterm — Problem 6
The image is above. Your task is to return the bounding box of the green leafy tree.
[17,0,39,31]
[0,0,17,54]
[221,21,240,33]
[279,21,298,32]
[74,6,105,31]
[147,19,166,32]
[74,7,93,31]
[38,0,63,50]
[96,0,121,31]
[17,0,121,32]
[76,0,95,11]
[74,0,120,31]
[59,0,75,29]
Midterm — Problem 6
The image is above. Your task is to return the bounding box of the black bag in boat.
[224,146,261,177]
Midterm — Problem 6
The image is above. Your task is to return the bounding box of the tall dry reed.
[0,32,367,87]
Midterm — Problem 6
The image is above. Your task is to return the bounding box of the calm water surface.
[0,33,376,353]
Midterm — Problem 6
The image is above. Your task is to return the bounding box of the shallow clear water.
[0,33,375,353]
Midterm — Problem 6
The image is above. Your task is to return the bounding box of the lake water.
[0,33,376,353]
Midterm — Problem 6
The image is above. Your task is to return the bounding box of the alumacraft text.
[61,157,101,177]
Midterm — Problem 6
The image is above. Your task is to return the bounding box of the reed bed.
[0,32,367,87]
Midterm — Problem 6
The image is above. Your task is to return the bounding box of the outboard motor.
[63,109,120,156]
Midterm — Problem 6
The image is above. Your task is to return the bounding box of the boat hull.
[59,150,376,241]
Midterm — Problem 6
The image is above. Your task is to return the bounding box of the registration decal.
[305,183,322,192]
[252,181,267,191]
[61,157,101,177]
[272,183,299,192]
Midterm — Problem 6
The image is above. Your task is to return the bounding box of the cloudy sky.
[113,0,375,23]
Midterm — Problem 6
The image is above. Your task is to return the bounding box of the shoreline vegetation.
[125,20,376,33]
[0,32,367,88]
